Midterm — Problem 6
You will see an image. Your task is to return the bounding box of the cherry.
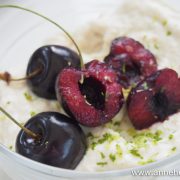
[26,45,80,99]
[16,112,86,169]
[0,5,84,100]
[0,107,86,169]
[104,37,157,88]
[127,69,180,130]
[56,60,124,127]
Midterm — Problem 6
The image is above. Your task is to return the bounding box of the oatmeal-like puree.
[0,0,180,172]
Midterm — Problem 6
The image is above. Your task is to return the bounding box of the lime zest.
[116,144,123,157]
[100,152,105,159]
[24,92,32,101]
[171,147,176,151]
[122,63,126,74]
[154,43,159,50]
[168,134,174,140]
[109,154,116,162]
[162,20,168,26]
[30,111,36,117]
[90,133,117,150]
[166,30,172,36]
[8,145,13,150]
[138,158,155,165]
[129,149,143,159]
[96,162,108,166]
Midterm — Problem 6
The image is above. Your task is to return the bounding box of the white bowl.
[0,0,180,180]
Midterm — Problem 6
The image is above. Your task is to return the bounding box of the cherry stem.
[0,4,84,69]
[11,67,42,81]
[0,106,40,140]
[0,67,42,83]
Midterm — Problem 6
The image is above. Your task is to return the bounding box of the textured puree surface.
[0,0,180,172]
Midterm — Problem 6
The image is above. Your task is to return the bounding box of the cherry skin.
[127,68,180,130]
[104,37,157,88]
[26,45,81,99]
[16,112,86,169]
[56,60,124,127]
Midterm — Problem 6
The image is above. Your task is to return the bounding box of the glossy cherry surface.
[56,60,124,127]
[16,112,86,169]
[26,45,80,99]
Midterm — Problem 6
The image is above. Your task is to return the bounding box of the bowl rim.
[0,143,179,178]
[0,0,180,178]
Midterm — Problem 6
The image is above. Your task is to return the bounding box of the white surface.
[0,0,180,180]
[0,169,11,180]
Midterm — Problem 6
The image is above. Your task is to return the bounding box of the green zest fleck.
[146,130,161,141]
[87,132,94,138]
[109,154,116,162]
[122,87,132,100]
[6,101,11,105]
[133,135,147,148]
[90,133,116,150]
[30,111,36,117]
[129,149,143,159]
[139,158,155,165]
[142,82,148,90]
[0,115,6,121]
[97,133,115,144]
[127,128,137,136]
[154,130,163,141]
[100,152,105,159]
[116,144,123,157]
[144,130,162,144]
[172,147,176,151]
[122,63,126,74]
[9,145,13,150]
[113,121,121,126]
[166,31,172,36]
[91,142,97,150]
[24,92,32,101]
[162,20,168,26]
[154,43,159,50]
[169,134,174,140]
[130,130,163,146]
[96,162,108,166]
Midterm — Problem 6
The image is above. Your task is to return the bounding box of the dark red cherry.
[56,60,124,127]
[127,69,180,130]
[26,45,80,99]
[104,37,157,88]
[16,112,86,169]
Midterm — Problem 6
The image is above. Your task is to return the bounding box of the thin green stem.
[11,66,42,81]
[0,4,84,68]
[0,106,40,140]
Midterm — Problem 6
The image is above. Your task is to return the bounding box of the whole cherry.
[16,112,86,169]
[0,5,83,100]
[26,45,80,99]
[0,107,86,169]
